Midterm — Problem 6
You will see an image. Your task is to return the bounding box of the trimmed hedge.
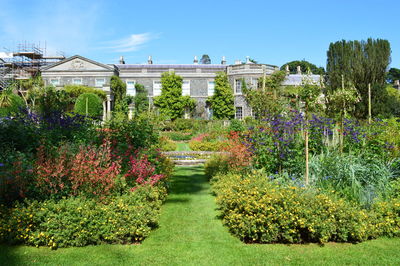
[0,185,166,248]
[74,93,103,117]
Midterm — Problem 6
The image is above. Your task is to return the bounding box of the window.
[235,106,243,120]
[50,79,60,86]
[207,81,215,96]
[73,78,82,85]
[251,77,258,89]
[95,78,105,87]
[182,80,190,96]
[235,79,242,94]
[153,81,162,96]
[126,80,136,96]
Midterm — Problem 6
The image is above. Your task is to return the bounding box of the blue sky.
[0,0,399,69]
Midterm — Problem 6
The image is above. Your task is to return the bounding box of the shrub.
[0,185,166,248]
[35,140,121,198]
[0,151,35,204]
[228,119,246,132]
[212,172,371,244]
[0,94,24,117]
[160,136,177,151]
[125,154,166,188]
[369,198,400,238]
[205,154,230,180]
[163,131,193,141]
[64,85,106,101]
[105,116,159,151]
[309,152,394,206]
[189,140,227,151]
[74,93,103,117]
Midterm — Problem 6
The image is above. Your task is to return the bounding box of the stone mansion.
[41,55,320,119]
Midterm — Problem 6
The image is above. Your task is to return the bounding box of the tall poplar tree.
[326,38,391,118]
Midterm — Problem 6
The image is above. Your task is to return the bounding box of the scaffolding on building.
[0,41,65,90]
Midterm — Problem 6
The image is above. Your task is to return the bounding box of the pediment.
[42,55,114,72]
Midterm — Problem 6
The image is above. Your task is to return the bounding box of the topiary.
[74,93,102,117]
[0,94,24,117]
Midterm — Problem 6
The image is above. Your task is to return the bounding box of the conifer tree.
[207,72,234,119]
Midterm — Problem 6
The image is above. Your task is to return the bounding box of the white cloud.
[102,33,159,53]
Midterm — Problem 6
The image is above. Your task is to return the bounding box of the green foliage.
[205,154,230,180]
[326,38,391,118]
[327,84,360,120]
[244,71,286,119]
[298,80,322,115]
[281,60,325,75]
[309,152,394,207]
[370,198,400,238]
[0,185,167,247]
[228,119,246,132]
[212,172,371,243]
[36,86,70,117]
[162,131,193,141]
[64,85,106,101]
[207,72,234,119]
[159,136,177,151]
[188,140,227,151]
[0,92,24,117]
[110,75,126,104]
[134,83,149,115]
[105,116,159,150]
[153,72,196,120]
[74,93,103,117]
[200,54,211,64]
[386,67,400,84]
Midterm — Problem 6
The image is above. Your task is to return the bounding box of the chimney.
[296,66,302,75]
[285,65,289,75]
[119,56,125,64]
[246,56,250,64]
[193,56,198,64]
[221,56,226,65]
[148,55,153,64]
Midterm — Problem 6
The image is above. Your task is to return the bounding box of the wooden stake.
[85,97,88,116]
[368,83,372,124]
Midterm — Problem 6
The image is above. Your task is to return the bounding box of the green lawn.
[175,142,191,151]
[1,166,400,265]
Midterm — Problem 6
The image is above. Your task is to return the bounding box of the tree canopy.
[207,72,234,119]
[386,67,400,84]
[134,83,149,115]
[200,54,211,64]
[281,60,325,75]
[326,38,391,118]
[244,71,286,119]
[153,72,195,120]
[110,75,126,104]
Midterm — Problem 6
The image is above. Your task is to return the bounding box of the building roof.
[41,55,115,71]
[116,64,227,69]
[282,74,321,86]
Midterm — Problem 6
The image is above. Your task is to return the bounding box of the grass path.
[1,166,400,265]
[175,142,191,151]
